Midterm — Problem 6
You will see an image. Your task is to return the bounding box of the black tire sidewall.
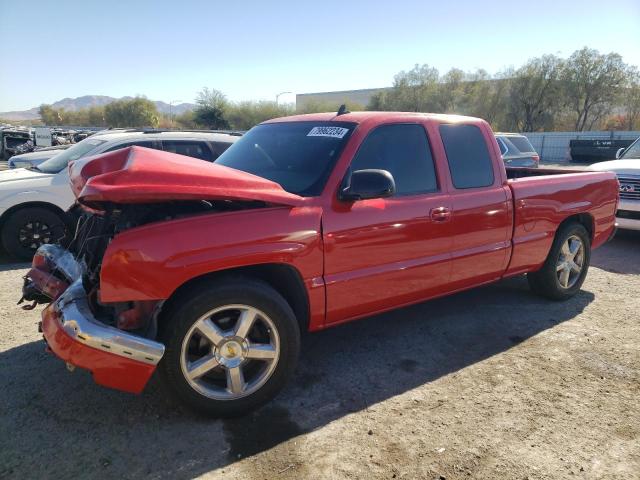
[159,278,300,417]
[531,222,591,300]
[1,207,66,260]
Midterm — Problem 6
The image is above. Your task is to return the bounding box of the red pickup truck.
[22,111,618,416]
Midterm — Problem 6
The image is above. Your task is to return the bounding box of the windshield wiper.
[27,165,42,172]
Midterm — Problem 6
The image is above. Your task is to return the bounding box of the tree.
[226,101,294,130]
[297,99,364,114]
[39,105,62,125]
[507,55,563,131]
[193,88,229,129]
[104,97,159,128]
[561,47,629,131]
[439,68,466,113]
[386,64,440,112]
[623,68,640,130]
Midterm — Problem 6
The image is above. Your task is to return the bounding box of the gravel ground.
[1,230,638,480]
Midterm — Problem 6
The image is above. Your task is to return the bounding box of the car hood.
[588,159,640,175]
[0,167,53,183]
[11,150,59,161]
[69,146,304,207]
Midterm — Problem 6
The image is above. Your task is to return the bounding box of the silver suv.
[495,133,540,168]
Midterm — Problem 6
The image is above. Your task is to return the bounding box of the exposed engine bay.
[21,199,268,339]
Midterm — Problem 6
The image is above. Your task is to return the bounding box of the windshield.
[214,121,355,196]
[621,138,640,159]
[36,137,107,174]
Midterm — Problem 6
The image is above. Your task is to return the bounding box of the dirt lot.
[1,231,639,480]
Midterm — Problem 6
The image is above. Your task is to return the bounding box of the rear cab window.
[440,124,495,189]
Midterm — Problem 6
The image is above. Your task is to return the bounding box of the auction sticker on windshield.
[307,126,349,138]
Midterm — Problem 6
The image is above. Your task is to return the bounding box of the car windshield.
[36,137,107,174]
[621,138,640,159]
[214,121,355,196]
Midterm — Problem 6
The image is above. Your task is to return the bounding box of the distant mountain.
[0,95,196,121]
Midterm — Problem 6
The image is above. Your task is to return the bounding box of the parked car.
[21,111,619,416]
[0,128,32,160]
[0,129,239,259]
[8,144,71,169]
[495,133,540,167]
[589,136,640,231]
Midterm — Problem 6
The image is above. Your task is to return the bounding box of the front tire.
[159,277,300,416]
[1,207,67,261]
[527,222,591,300]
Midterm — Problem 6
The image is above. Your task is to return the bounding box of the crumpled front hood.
[69,146,304,207]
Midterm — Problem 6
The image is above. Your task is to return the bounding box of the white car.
[0,129,239,259]
[589,137,640,231]
[8,145,71,169]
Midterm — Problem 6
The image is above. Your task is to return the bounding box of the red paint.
[40,111,618,394]
[41,304,155,394]
[69,146,303,207]
[94,112,617,332]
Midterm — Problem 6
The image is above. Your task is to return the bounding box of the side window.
[163,141,213,162]
[104,140,155,152]
[440,124,495,189]
[350,124,437,195]
[211,141,234,160]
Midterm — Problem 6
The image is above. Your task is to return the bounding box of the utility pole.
[275,92,292,106]
[169,100,182,127]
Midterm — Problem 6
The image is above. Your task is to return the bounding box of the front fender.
[99,205,324,304]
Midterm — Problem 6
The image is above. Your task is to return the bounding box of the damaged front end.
[21,198,271,394]
[21,241,165,393]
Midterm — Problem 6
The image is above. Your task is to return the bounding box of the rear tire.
[159,277,300,417]
[1,207,67,261]
[527,222,591,300]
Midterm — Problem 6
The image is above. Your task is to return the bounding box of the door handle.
[430,207,451,222]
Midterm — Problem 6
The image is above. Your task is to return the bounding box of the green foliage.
[507,55,564,131]
[368,47,637,132]
[296,100,364,114]
[226,101,294,130]
[193,88,229,129]
[104,97,159,128]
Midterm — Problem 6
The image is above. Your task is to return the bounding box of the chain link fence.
[523,131,640,164]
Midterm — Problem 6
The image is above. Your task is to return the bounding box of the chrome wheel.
[180,304,280,401]
[556,235,584,289]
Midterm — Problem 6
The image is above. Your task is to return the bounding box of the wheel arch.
[0,201,68,228]
[160,263,311,333]
[558,213,594,242]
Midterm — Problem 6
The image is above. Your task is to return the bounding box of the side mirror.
[340,169,396,201]
[616,147,625,159]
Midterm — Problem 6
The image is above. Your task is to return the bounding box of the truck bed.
[506,166,587,179]
[505,168,619,276]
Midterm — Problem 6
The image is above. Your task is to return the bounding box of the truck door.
[322,123,453,325]
[439,123,512,289]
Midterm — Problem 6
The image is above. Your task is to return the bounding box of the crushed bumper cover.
[25,245,165,394]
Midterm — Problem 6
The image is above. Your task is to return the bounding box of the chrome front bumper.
[53,280,165,365]
[25,244,165,368]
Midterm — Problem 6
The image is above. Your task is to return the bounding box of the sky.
[1,0,639,112]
